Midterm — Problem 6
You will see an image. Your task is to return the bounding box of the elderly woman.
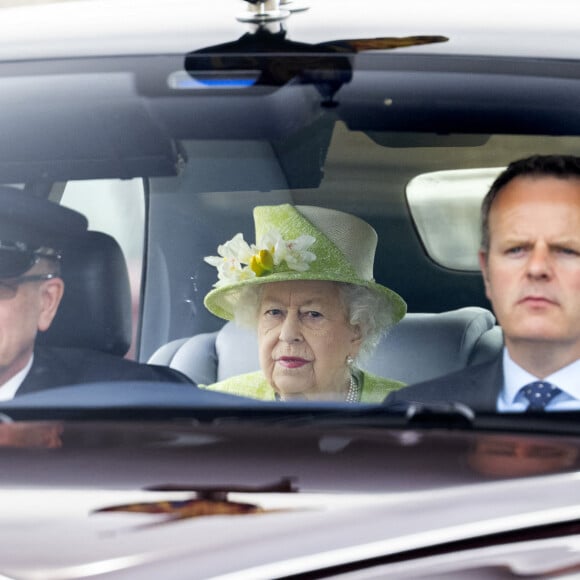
[202,204,407,402]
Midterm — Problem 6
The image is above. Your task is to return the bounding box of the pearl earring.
[346,355,354,366]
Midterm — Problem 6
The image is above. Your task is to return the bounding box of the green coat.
[201,370,405,403]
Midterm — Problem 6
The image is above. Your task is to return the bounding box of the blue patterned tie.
[521,381,562,411]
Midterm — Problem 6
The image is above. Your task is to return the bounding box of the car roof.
[0,0,579,60]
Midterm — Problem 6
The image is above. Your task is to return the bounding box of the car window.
[406,167,501,271]
[60,179,146,358]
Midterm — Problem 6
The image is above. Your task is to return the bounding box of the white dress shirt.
[498,348,580,411]
[0,356,33,401]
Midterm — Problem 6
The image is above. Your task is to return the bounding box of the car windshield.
[0,0,578,430]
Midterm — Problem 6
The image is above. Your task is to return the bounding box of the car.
[0,0,580,577]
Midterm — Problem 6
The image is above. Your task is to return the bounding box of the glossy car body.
[2,411,580,579]
[0,0,580,577]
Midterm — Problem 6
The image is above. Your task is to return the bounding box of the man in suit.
[0,187,191,400]
[386,154,580,412]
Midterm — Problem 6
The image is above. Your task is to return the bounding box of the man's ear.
[478,250,492,300]
[37,278,65,332]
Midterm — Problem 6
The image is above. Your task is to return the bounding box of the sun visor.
[0,74,181,182]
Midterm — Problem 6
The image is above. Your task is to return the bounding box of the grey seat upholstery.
[469,325,504,367]
[148,307,503,386]
[36,230,133,356]
[365,308,501,384]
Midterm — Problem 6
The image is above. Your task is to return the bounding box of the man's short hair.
[480,154,580,252]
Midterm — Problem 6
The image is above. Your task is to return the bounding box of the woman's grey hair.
[232,282,397,365]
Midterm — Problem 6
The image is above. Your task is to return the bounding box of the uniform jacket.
[16,346,192,396]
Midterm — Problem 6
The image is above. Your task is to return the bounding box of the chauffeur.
[0,186,190,399]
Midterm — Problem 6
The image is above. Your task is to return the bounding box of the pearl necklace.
[345,373,360,403]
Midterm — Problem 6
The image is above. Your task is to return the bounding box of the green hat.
[204,204,406,323]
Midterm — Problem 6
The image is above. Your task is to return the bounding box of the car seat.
[148,307,503,385]
[36,230,133,356]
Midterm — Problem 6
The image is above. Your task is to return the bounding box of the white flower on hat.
[269,230,316,272]
[204,233,256,288]
[205,228,316,287]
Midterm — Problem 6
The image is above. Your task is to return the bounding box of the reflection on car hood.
[0,421,579,578]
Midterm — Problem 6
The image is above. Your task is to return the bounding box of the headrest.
[364,307,497,383]
[36,231,133,356]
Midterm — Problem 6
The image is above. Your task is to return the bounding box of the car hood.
[0,420,579,579]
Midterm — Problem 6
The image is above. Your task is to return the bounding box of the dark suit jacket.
[17,347,193,396]
[385,354,503,412]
